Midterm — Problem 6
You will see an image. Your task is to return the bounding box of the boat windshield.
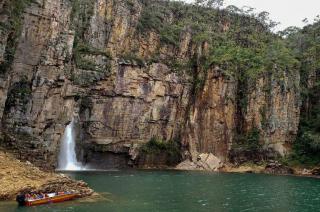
[48,193,56,198]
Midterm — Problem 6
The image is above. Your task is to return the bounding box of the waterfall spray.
[58,119,84,170]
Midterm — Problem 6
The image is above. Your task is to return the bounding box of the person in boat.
[17,191,78,206]
[25,194,31,201]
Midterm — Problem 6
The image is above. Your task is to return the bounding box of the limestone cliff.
[0,0,301,169]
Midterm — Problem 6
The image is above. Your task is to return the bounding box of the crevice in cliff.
[0,0,308,170]
[2,78,32,132]
[0,0,35,75]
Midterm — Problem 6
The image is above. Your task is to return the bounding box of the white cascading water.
[58,119,84,171]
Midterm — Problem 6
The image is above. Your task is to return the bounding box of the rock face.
[0,0,301,170]
[0,0,76,169]
[183,69,236,162]
[244,74,300,156]
[76,63,190,168]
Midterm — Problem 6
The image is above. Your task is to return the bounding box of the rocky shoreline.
[175,156,320,178]
[0,150,93,201]
[223,164,320,178]
[138,153,320,178]
[138,165,320,179]
[1,149,318,202]
[176,165,320,179]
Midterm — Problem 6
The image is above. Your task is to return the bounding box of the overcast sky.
[183,0,320,31]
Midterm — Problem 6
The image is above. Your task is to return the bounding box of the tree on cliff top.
[195,0,224,8]
[283,19,320,166]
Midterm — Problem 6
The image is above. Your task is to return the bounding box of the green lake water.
[1,170,320,212]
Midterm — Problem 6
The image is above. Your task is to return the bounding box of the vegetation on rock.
[140,137,181,165]
[136,0,316,166]
[69,0,111,86]
[229,128,265,164]
[0,0,319,169]
[0,0,35,74]
[4,79,31,113]
[283,20,320,166]
[137,1,299,149]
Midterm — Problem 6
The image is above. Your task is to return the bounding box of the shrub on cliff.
[5,79,32,113]
[0,0,35,74]
[229,128,265,164]
[141,137,180,155]
[140,137,181,166]
[283,20,320,166]
[135,0,299,125]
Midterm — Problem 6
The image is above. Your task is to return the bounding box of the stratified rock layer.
[0,0,300,169]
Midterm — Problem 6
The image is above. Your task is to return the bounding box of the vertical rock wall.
[0,0,76,169]
[182,69,237,161]
[0,0,301,169]
[245,72,300,156]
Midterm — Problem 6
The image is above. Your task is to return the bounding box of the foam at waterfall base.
[56,167,120,172]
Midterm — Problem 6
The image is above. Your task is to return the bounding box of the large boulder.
[175,160,199,171]
[311,168,320,176]
[264,161,294,175]
[176,153,223,171]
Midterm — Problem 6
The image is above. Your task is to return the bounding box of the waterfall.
[58,119,84,171]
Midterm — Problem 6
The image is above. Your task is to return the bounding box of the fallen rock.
[197,153,224,171]
[264,161,294,175]
[221,164,263,173]
[311,168,320,176]
[176,153,223,171]
[175,160,199,171]
[301,168,312,175]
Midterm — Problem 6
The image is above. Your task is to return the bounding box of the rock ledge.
[0,151,93,200]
